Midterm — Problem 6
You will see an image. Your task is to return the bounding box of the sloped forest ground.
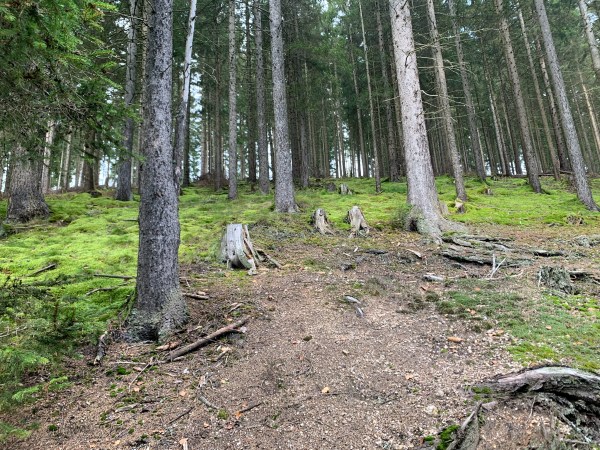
[0,177,599,449]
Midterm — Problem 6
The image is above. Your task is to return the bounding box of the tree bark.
[426,0,466,201]
[228,0,238,200]
[40,121,54,194]
[579,0,600,81]
[389,0,464,237]
[269,0,297,212]
[255,0,269,194]
[6,141,49,222]
[535,0,599,211]
[359,0,381,193]
[128,0,188,341]
[115,0,140,201]
[494,0,541,193]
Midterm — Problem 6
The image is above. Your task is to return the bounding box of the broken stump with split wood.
[345,206,369,237]
[220,224,259,275]
[339,183,353,195]
[311,208,334,235]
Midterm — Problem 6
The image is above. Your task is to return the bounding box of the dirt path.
[3,227,596,449]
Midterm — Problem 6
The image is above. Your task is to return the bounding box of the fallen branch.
[86,282,130,296]
[183,292,209,300]
[28,264,57,277]
[93,331,110,365]
[168,318,248,361]
[94,273,136,280]
[167,407,193,425]
[238,401,263,414]
[198,395,219,410]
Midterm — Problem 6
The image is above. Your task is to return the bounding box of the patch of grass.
[0,422,31,441]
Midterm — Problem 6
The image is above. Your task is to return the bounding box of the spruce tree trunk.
[245,0,257,184]
[579,0,600,81]
[494,0,541,193]
[6,141,49,222]
[359,0,381,192]
[82,130,97,193]
[348,30,367,178]
[228,0,238,200]
[580,70,600,165]
[115,0,140,201]
[128,0,187,341]
[535,0,599,210]
[426,0,466,201]
[449,0,485,181]
[255,0,269,194]
[173,0,197,194]
[389,0,463,236]
[269,0,297,212]
[40,122,54,194]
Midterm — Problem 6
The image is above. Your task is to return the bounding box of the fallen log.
[345,206,369,237]
[220,224,259,275]
[311,208,334,235]
[168,318,248,361]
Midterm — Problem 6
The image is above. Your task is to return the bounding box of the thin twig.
[167,407,193,425]
[238,401,263,414]
[94,273,136,280]
[198,395,219,410]
[128,358,155,391]
[28,264,57,277]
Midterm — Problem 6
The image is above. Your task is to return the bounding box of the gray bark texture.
[269,0,297,212]
[426,0,466,201]
[579,0,600,81]
[494,0,541,193]
[448,0,485,181]
[535,0,599,211]
[173,0,197,194]
[389,0,464,237]
[6,142,49,223]
[255,0,269,195]
[115,0,140,202]
[128,0,188,342]
[228,0,238,200]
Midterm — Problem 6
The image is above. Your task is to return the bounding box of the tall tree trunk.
[579,0,600,81]
[359,0,381,193]
[426,0,466,201]
[579,70,600,165]
[115,0,140,201]
[245,0,256,184]
[214,49,223,191]
[129,0,187,341]
[228,0,238,200]
[494,0,541,192]
[389,0,462,236]
[173,0,197,194]
[255,0,269,194]
[6,140,49,222]
[449,0,485,180]
[348,30,367,177]
[534,0,599,210]
[376,0,398,182]
[82,130,97,193]
[60,130,73,191]
[269,0,297,212]
[40,121,54,194]
[183,94,192,187]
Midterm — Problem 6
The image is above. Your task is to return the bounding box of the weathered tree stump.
[325,182,336,192]
[539,266,578,294]
[311,208,334,235]
[220,224,259,275]
[339,183,353,195]
[345,206,369,237]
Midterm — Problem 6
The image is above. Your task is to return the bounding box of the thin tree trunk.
[579,70,600,167]
[426,0,466,200]
[82,130,97,192]
[359,0,381,193]
[61,130,73,191]
[215,49,223,191]
[115,0,140,201]
[129,0,187,341]
[255,0,269,194]
[535,0,599,210]
[245,0,256,184]
[494,0,541,192]
[228,0,238,200]
[579,0,600,81]
[348,30,367,178]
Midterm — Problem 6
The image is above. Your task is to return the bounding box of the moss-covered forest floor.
[1,177,599,449]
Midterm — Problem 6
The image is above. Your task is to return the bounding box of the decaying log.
[339,183,353,195]
[345,206,369,237]
[311,208,334,235]
[168,318,248,361]
[441,249,529,267]
[220,224,259,275]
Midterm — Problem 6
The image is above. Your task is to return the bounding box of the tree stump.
[345,206,369,237]
[339,183,353,195]
[220,224,259,275]
[325,182,336,192]
[311,208,334,235]
[539,266,578,294]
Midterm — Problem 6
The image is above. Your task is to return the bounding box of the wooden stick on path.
[168,318,248,361]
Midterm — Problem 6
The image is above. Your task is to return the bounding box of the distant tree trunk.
[426,0,466,201]
[389,0,463,236]
[348,29,367,177]
[173,0,197,194]
[82,130,97,193]
[269,0,297,212]
[494,0,541,193]
[579,70,600,164]
[129,0,187,341]
[245,0,257,184]
[183,95,192,187]
[115,0,140,201]
[255,0,269,194]
[6,140,49,222]
[228,0,238,200]
[214,49,223,191]
[359,0,381,193]
[449,0,485,181]
[60,130,73,191]
[579,0,600,81]
[534,0,599,211]
[376,0,398,182]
